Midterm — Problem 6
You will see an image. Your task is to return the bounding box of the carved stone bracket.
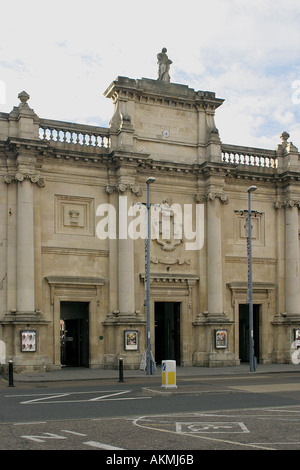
[193,311,231,325]
[106,183,143,197]
[196,192,229,204]
[4,172,45,187]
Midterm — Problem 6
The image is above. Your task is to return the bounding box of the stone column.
[285,201,300,315]
[206,193,223,314]
[16,177,35,313]
[118,190,135,316]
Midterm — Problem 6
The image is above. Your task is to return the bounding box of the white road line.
[14,421,47,426]
[24,397,153,404]
[21,432,68,443]
[249,442,300,445]
[267,409,300,413]
[20,393,69,404]
[89,390,131,401]
[6,390,126,399]
[16,389,137,405]
[61,430,87,436]
[83,440,125,450]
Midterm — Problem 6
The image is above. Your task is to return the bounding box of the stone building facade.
[1,72,300,373]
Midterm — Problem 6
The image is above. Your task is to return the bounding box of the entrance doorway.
[155,302,180,365]
[239,304,260,363]
[60,302,89,367]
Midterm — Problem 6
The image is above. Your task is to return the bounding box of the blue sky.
[1,0,300,149]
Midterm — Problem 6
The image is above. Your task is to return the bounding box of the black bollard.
[8,360,14,387]
[118,358,124,383]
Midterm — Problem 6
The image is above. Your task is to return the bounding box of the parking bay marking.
[133,416,276,450]
[176,421,249,434]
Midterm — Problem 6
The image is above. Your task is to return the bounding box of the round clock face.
[162,129,170,138]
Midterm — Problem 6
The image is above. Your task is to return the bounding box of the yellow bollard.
[161,360,177,389]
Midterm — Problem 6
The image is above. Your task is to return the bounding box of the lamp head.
[146,177,156,185]
[247,185,257,193]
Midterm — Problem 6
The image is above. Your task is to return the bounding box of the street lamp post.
[146,177,155,375]
[247,185,257,372]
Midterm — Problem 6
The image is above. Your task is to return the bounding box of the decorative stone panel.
[55,195,95,236]
[234,211,265,246]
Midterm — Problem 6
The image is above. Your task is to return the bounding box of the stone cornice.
[45,275,106,286]
[45,275,106,305]
[104,76,224,111]
[139,272,199,284]
[5,136,48,153]
[42,247,109,257]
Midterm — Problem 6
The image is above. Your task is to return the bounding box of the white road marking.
[83,440,125,450]
[175,421,249,434]
[21,393,69,404]
[14,421,47,425]
[12,389,151,405]
[133,415,276,450]
[89,390,131,401]
[7,390,126,399]
[229,383,300,393]
[61,430,87,436]
[21,432,68,443]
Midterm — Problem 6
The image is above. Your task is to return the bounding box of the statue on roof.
[157,48,172,83]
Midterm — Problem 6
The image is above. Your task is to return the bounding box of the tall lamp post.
[247,185,257,372]
[146,177,156,375]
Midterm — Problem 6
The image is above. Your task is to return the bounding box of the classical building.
[1,55,300,373]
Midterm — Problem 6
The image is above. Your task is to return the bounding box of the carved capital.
[274,199,300,209]
[3,174,13,184]
[105,183,143,197]
[3,172,45,187]
[196,192,229,204]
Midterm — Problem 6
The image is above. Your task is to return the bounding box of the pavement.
[1,363,300,385]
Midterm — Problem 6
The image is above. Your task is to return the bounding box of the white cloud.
[1,0,300,149]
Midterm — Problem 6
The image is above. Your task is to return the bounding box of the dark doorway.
[60,302,89,367]
[239,304,260,363]
[155,302,181,365]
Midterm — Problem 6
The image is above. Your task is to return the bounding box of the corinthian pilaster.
[4,170,45,315]
[285,201,300,317]
[275,197,300,318]
[17,178,35,314]
[206,194,223,316]
[118,192,135,318]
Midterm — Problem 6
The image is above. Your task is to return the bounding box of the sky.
[1,0,300,150]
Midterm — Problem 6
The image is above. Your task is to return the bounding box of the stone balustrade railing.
[221,143,278,168]
[39,118,110,149]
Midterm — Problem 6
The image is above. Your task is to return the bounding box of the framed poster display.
[215,329,228,349]
[124,330,138,350]
[294,329,300,347]
[21,330,37,352]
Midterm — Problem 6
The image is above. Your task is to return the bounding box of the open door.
[155,302,181,365]
[239,304,260,363]
[60,302,89,367]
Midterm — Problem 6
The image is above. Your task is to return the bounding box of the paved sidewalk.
[1,363,299,384]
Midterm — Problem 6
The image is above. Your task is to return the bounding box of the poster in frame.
[214,329,228,349]
[294,329,300,347]
[21,330,37,352]
[124,330,138,351]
